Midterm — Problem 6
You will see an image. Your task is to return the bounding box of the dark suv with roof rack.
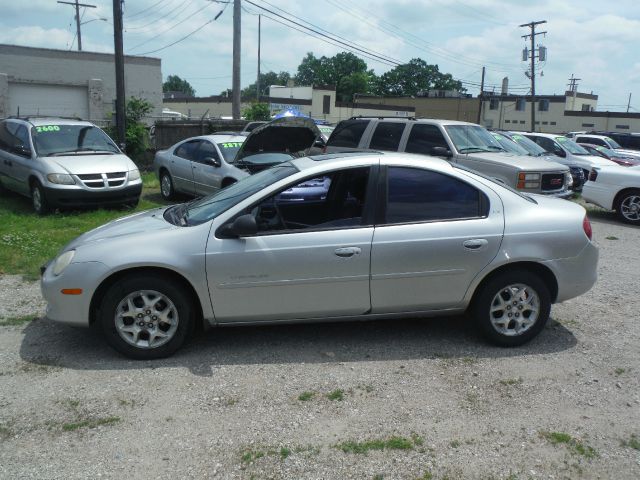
[0,117,142,214]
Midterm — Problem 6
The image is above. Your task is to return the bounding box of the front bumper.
[41,261,110,327]
[543,240,599,303]
[43,182,142,208]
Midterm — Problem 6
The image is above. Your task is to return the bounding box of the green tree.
[337,71,370,102]
[242,103,271,121]
[124,97,153,159]
[163,75,195,97]
[375,58,464,96]
[242,71,291,100]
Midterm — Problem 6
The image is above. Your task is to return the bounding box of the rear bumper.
[582,182,615,210]
[43,183,142,208]
[543,240,599,303]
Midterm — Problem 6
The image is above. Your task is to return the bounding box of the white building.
[0,44,162,125]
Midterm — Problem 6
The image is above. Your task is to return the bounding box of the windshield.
[32,124,120,156]
[491,133,529,155]
[445,125,505,153]
[556,137,590,155]
[185,164,298,225]
[217,142,243,163]
[605,137,622,149]
[509,133,548,156]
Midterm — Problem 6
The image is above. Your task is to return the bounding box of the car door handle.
[334,247,361,257]
[463,239,488,250]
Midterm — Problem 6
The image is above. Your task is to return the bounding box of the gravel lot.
[0,209,638,480]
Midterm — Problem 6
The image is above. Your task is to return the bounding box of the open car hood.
[235,117,321,162]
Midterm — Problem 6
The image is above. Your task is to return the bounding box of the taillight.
[583,215,592,240]
[588,169,598,181]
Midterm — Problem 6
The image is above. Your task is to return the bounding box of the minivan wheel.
[160,171,175,200]
[615,189,640,225]
[31,181,51,215]
[472,270,551,347]
[98,274,194,359]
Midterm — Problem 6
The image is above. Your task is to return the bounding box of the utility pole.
[476,66,485,124]
[58,0,96,51]
[567,74,580,110]
[232,0,241,119]
[520,20,547,132]
[627,93,632,113]
[256,14,261,102]
[113,0,126,147]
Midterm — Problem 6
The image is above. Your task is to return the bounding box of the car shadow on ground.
[587,209,639,228]
[19,315,577,377]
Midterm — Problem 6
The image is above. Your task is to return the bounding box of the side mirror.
[15,145,31,157]
[219,214,257,238]
[313,138,326,149]
[554,149,566,158]
[431,146,453,158]
[205,156,222,168]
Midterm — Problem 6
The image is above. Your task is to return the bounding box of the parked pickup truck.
[325,117,572,198]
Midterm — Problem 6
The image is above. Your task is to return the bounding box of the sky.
[1,0,639,111]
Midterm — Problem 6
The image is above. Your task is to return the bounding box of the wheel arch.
[89,266,205,330]
[613,187,640,210]
[469,261,559,307]
[221,177,237,188]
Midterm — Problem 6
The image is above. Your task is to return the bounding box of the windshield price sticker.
[35,125,61,133]
[221,142,243,148]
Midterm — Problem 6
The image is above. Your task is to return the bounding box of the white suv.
[571,134,640,159]
[326,117,572,197]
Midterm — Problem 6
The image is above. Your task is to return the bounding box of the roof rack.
[348,115,416,121]
[8,115,85,121]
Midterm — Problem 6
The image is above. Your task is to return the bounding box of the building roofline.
[0,43,160,66]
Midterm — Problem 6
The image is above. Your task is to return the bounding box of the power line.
[124,0,171,19]
[125,0,192,32]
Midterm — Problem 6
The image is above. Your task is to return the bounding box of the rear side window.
[174,140,200,160]
[385,167,487,224]
[369,122,405,151]
[405,124,449,154]
[326,120,369,148]
[576,136,605,147]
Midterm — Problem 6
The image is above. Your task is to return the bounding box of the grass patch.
[499,377,523,386]
[415,472,433,480]
[614,367,626,376]
[241,449,265,463]
[335,435,420,454]
[327,389,344,401]
[449,439,461,448]
[621,434,640,450]
[0,173,169,279]
[541,431,597,458]
[605,236,619,240]
[61,416,120,432]
[0,315,38,326]
[279,447,291,459]
[298,391,315,402]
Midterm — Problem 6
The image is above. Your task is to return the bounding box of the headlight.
[47,173,75,185]
[566,172,573,187]
[517,172,540,189]
[53,250,75,276]
[129,169,141,181]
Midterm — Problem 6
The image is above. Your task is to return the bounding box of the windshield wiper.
[485,145,505,151]
[47,148,116,156]
[458,147,492,153]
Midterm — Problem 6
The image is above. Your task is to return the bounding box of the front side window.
[326,120,369,148]
[385,167,486,224]
[405,124,449,154]
[31,124,119,156]
[194,141,220,164]
[369,122,405,151]
[250,167,371,233]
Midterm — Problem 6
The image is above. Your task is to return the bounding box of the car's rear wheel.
[615,189,640,225]
[472,270,551,346]
[98,274,194,359]
[31,181,51,215]
[160,171,175,200]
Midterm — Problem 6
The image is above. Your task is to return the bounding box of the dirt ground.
[0,210,638,480]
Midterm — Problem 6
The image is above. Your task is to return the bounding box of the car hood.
[235,117,321,162]
[614,148,640,158]
[65,208,172,250]
[465,151,568,171]
[45,153,135,175]
[578,154,619,166]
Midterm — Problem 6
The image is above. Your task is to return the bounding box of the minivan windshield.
[445,125,505,153]
[184,164,298,225]
[556,136,590,155]
[32,124,120,156]
[508,133,549,157]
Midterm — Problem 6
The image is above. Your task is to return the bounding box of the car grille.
[77,172,127,188]
[541,173,565,191]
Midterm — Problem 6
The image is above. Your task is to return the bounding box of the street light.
[81,17,108,26]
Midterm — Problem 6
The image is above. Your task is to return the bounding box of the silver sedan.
[41,153,598,359]
[153,134,248,199]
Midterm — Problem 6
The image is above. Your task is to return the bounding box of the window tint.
[252,167,370,233]
[369,122,405,151]
[174,140,200,160]
[0,122,30,155]
[385,167,486,223]
[195,141,219,163]
[0,122,16,152]
[326,120,369,148]
[405,124,449,154]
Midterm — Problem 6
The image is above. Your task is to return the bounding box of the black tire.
[98,274,195,359]
[472,270,551,347]
[160,171,175,200]
[614,189,640,225]
[31,181,51,215]
[221,178,237,189]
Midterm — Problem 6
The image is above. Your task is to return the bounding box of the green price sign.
[35,125,61,133]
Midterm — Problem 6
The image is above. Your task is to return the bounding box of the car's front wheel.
[31,181,51,215]
[472,270,551,346]
[615,189,640,225]
[160,171,175,200]
[98,274,194,359]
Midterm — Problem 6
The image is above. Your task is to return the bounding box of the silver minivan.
[0,117,142,214]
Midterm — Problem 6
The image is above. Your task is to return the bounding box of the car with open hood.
[41,152,598,359]
[325,118,572,198]
[0,117,142,214]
